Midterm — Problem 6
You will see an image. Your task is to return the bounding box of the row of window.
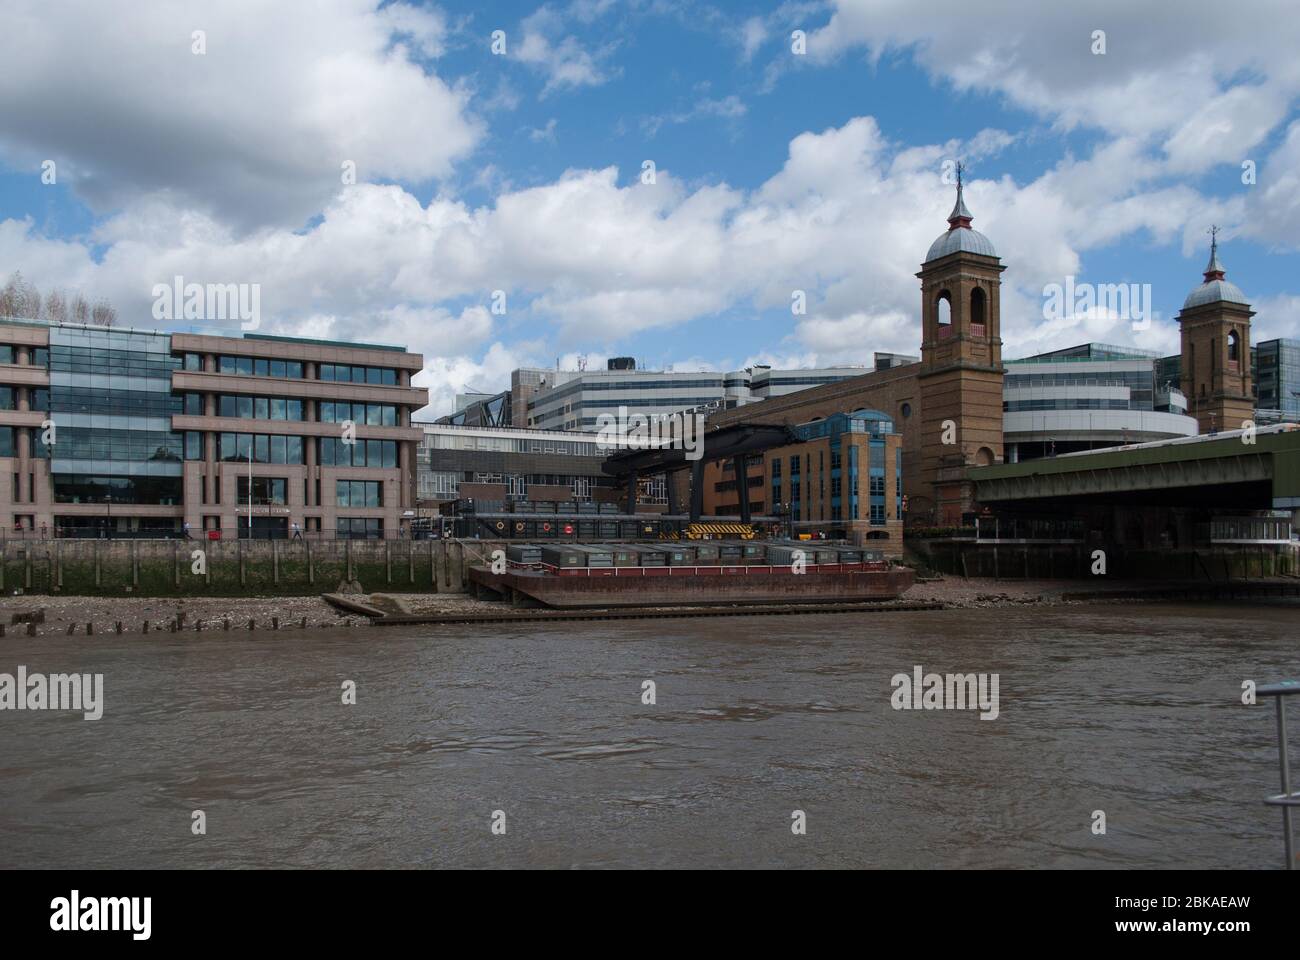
[1003,399,1132,412]
[319,363,398,385]
[50,428,183,463]
[318,437,398,468]
[216,355,305,379]
[337,518,385,538]
[216,394,306,421]
[0,346,50,367]
[218,432,305,464]
[51,387,168,417]
[319,401,398,426]
[53,474,183,505]
[50,345,178,379]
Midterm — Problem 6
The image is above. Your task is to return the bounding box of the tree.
[0,271,40,319]
[90,300,116,327]
[43,289,68,324]
[70,292,89,324]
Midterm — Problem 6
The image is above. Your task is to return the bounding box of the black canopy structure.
[601,422,796,522]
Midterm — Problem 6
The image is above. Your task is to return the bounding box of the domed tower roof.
[1182,228,1249,310]
[925,163,998,263]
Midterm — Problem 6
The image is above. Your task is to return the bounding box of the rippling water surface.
[1,602,1295,868]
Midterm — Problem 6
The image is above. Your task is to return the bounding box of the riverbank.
[4,575,1295,634]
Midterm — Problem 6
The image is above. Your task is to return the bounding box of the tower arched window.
[1228,329,1241,364]
[936,290,953,338]
[970,287,987,334]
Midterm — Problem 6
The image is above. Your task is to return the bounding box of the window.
[336,517,383,539]
[184,431,203,460]
[184,392,203,415]
[336,480,382,507]
[183,353,203,371]
[237,476,288,505]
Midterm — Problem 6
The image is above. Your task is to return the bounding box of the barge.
[469,541,915,609]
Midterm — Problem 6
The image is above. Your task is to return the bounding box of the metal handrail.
[1257,680,1298,869]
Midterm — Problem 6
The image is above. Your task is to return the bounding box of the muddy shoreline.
[0,576,1212,636]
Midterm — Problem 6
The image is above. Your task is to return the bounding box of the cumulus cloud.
[805,0,1300,154]
[0,0,480,231]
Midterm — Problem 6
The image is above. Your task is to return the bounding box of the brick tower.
[1176,228,1254,434]
[916,166,1006,525]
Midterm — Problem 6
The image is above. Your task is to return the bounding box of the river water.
[1,602,1295,869]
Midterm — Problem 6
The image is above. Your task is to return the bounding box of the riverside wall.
[0,539,508,597]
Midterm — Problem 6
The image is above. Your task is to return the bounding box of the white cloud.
[0,0,480,231]
[515,6,619,95]
[805,0,1300,156]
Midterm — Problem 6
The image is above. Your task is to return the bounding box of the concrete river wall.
[0,539,508,597]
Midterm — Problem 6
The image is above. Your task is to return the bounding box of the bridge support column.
[625,470,638,515]
[733,456,751,524]
[690,459,705,523]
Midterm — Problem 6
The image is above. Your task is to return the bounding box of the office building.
[0,318,427,538]
[705,409,904,545]
[521,357,868,432]
[1001,343,1197,461]
[416,422,616,508]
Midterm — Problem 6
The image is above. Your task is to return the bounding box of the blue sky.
[1,0,1298,414]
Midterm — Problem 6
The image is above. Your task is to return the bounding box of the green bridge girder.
[970,425,1300,508]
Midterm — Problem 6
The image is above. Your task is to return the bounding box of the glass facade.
[1255,339,1300,417]
[47,327,183,501]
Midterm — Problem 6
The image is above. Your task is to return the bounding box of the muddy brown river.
[0,602,1295,868]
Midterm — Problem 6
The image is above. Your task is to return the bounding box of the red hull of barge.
[470,563,915,609]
